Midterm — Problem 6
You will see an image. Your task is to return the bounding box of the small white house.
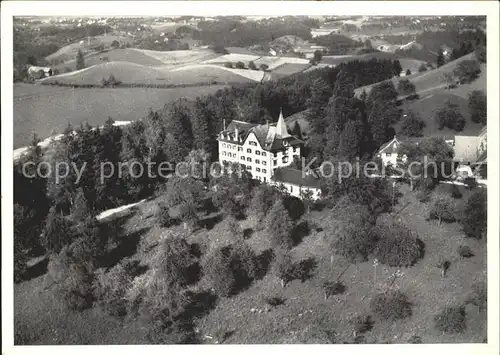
[27,66,53,79]
[377,136,406,167]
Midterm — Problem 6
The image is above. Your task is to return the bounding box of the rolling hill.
[42,61,262,87]
[54,48,166,71]
[45,33,135,64]
[354,52,485,99]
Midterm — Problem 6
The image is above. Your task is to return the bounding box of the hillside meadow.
[42,61,261,87]
[354,53,484,99]
[13,83,227,149]
[14,183,487,344]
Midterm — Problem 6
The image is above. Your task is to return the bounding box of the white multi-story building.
[217,110,322,200]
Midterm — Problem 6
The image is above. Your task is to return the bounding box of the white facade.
[272,181,322,200]
[218,130,301,183]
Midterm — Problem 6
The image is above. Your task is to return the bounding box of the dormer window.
[249,141,257,146]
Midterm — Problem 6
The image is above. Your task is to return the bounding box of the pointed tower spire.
[276,108,290,139]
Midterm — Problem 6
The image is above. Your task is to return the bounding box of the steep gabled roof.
[378,136,401,155]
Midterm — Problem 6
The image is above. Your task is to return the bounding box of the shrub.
[47,245,95,311]
[322,281,346,299]
[331,203,376,263]
[429,193,456,224]
[224,62,233,69]
[461,189,486,239]
[248,61,257,70]
[453,59,481,84]
[351,315,374,336]
[373,221,422,267]
[203,243,256,297]
[152,235,194,287]
[101,74,121,88]
[93,262,133,317]
[435,101,466,132]
[235,61,245,69]
[434,306,466,334]
[264,296,285,307]
[468,90,486,125]
[475,45,486,63]
[370,291,412,320]
[416,189,431,203]
[14,238,27,283]
[42,207,78,254]
[397,78,416,96]
[418,63,428,72]
[260,64,269,72]
[265,199,294,249]
[466,282,486,311]
[155,202,176,227]
[457,245,474,258]
[449,184,463,199]
[399,111,425,137]
[407,335,423,343]
[273,250,295,288]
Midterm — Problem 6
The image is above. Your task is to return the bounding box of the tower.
[275,108,291,139]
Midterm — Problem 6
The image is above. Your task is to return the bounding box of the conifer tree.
[76,49,85,70]
[265,199,294,249]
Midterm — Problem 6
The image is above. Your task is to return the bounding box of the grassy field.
[271,63,312,78]
[54,48,166,71]
[399,92,485,137]
[14,184,487,344]
[46,33,135,64]
[13,83,226,148]
[42,61,263,88]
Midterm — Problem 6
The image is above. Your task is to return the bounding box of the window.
[263,177,266,182]
[262,161,267,166]
[222,143,226,148]
[273,153,277,158]
[256,167,261,172]
[282,157,288,164]
[247,148,252,153]
[249,141,257,146]
[290,186,293,193]
[222,151,226,156]
[273,160,277,166]
[256,151,261,156]
[262,152,267,157]
[241,156,245,160]
[262,169,267,173]
[238,147,243,151]
[256,159,260,164]
[386,153,391,157]
[247,165,251,170]
[247,157,252,162]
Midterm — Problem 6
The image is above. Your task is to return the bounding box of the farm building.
[27,66,53,79]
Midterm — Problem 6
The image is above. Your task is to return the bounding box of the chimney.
[223,119,226,131]
[235,127,239,142]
